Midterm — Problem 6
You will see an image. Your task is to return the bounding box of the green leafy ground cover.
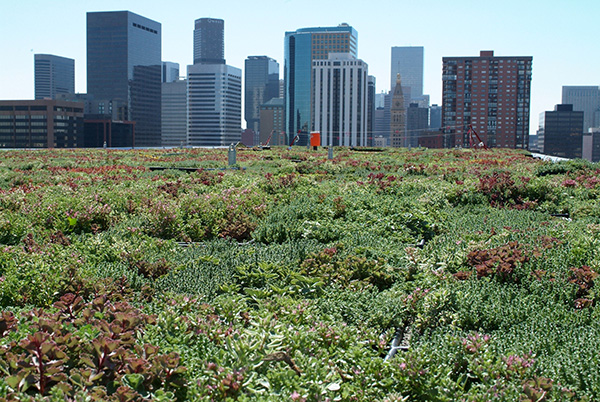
[0,147,599,401]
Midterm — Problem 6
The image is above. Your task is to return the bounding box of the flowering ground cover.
[0,146,599,401]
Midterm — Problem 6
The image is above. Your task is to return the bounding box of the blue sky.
[1,0,598,134]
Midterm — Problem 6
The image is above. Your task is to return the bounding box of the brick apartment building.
[442,51,532,149]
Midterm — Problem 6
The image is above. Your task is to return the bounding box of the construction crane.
[288,130,301,150]
[467,124,488,149]
[259,130,274,150]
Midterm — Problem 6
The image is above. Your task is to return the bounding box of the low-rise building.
[0,99,84,148]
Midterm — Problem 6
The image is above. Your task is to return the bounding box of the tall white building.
[187,63,241,146]
[162,79,187,146]
[312,53,368,147]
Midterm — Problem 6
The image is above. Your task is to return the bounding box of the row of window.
[132,22,158,34]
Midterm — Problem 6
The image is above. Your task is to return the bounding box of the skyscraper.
[407,103,429,148]
[188,17,241,146]
[194,18,225,64]
[562,86,600,132]
[540,104,584,159]
[34,54,75,100]
[390,46,424,100]
[187,63,241,146]
[162,79,187,147]
[284,23,357,145]
[312,53,369,147]
[87,11,162,147]
[244,56,279,135]
[390,74,406,147]
[442,50,532,149]
[367,76,376,147]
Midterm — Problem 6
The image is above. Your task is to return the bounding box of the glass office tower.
[541,104,584,159]
[194,18,225,65]
[34,54,75,100]
[244,56,279,135]
[284,24,357,145]
[390,46,424,100]
[562,86,600,133]
[87,11,162,147]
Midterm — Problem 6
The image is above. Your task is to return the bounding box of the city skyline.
[1,0,599,136]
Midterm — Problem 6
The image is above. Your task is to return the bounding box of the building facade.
[0,100,84,148]
[390,46,424,101]
[442,50,532,149]
[562,86,600,133]
[373,107,387,146]
[187,63,241,146]
[390,75,406,147]
[194,18,225,65]
[284,23,358,145]
[418,129,444,148]
[162,62,180,83]
[367,76,376,147]
[312,53,368,147]
[429,104,441,129]
[244,56,280,135]
[83,116,135,148]
[87,11,162,147]
[162,79,187,147]
[541,104,584,159]
[34,54,75,100]
[407,103,429,148]
[259,98,285,146]
[583,128,600,162]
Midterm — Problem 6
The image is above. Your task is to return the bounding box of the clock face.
[396,102,400,107]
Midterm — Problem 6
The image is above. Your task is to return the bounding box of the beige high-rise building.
[390,74,406,147]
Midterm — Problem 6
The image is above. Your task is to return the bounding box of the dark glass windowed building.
[284,24,357,145]
[87,11,161,147]
[244,56,279,135]
[540,104,584,159]
[194,18,225,65]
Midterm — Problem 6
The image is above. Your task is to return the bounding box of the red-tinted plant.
[0,293,186,399]
[466,241,529,282]
[569,266,597,309]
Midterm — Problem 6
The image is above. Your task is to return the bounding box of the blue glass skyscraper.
[284,24,357,145]
[87,11,162,147]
